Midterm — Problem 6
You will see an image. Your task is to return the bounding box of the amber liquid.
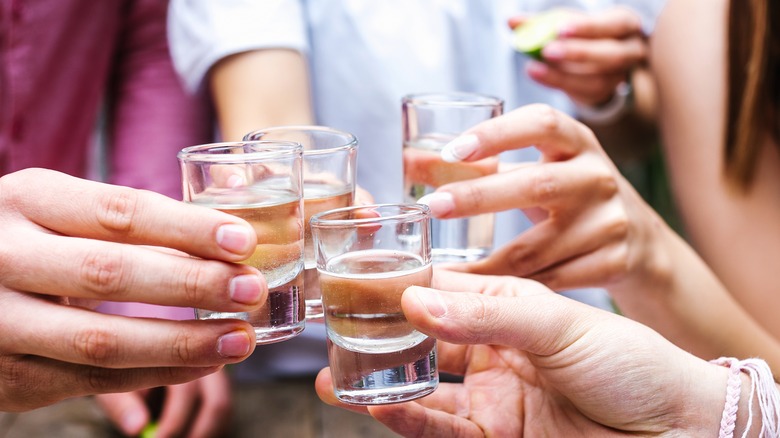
[302,182,353,320]
[193,190,305,344]
[403,134,497,263]
[319,249,437,404]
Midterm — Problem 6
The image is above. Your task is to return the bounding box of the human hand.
[419,104,668,293]
[96,369,232,437]
[0,169,265,411]
[315,270,726,436]
[512,7,647,106]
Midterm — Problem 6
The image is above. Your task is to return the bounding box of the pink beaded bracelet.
[710,357,780,438]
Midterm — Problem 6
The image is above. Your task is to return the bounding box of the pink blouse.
[1,0,212,319]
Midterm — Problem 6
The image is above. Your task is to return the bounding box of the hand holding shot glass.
[243,126,358,322]
[402,92,503,263]
[310,204,438,405]
[178,141,305,344]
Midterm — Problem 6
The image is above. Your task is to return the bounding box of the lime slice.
[512,10,569,60]
[140,422,159,438]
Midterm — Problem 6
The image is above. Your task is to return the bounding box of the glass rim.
[177,140,302,163]
[242,125,358,156]
[402,92,504,108]
[310,203,430,228]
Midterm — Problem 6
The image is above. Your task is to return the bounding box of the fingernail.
[121,410,146,434]
[412,288,448,318]
[229,274,264,305]
[227,174,246,188]
[217,330,252,357]
[216,224,254,255]
[441,134,479,163]
[526,60,548,76]
[557,24,576,37]
[417,192,454,217]
[541,43,565,60]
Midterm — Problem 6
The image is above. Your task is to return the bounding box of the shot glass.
[178,141,305,344]
[402,92,504,263]
[310,203,437,405]
[244,126,358,322]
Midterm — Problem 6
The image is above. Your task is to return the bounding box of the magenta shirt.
[1,0,212,319]
[0,0,211,199]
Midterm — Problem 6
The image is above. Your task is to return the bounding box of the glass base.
[254,322,305,345]
[329,337,438,405]
[336,380,438,405]
[431,248,489,264]
[305,299,324,322]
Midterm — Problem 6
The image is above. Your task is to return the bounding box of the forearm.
[588,68,659,166]
[612,225,780,374]
[210,49,313,141]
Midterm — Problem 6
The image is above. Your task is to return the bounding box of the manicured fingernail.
[526,60,548,77]
[217,330,252,357]
[229,274,264,305]
[417,192,455,217]
[441,134,479,163]
[557,24,576,37]
[541,42,565,60]
[412,288,448,318]
[216,224,254,255]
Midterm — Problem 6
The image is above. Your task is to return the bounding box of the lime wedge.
[513,10,569,60]
[140,422,159,438]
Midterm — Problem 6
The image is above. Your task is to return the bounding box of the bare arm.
[653,0,780,338]
[209,49,313,141]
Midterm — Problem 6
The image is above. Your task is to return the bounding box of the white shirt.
[168,0,665,379]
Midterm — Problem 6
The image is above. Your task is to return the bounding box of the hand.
[96,369,232,437]
[420,104,668,293]
[0,169,265,411]
[512,7,647,106]
[315,270,725,436]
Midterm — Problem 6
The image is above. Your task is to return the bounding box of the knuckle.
[592,166,620,199]
[72,327,121,364]
[0,170,29,211]
[527,170,560,205]
[179,261,211,307]
[467,294,502,343]
[84,366,122,393]
[170,330,195,365]
[604,243,631,283]
[94,187,141,235]
[456,183,490,213]
[79,247,128,299]
[533,104,563,136]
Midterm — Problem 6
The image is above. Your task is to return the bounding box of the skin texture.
[653,0,780,340]
[0,169,264,413]
[416,104,780,372]
[314,270,757,437]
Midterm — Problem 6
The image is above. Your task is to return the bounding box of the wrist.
[680,361,734,435]
[575,80,633,125]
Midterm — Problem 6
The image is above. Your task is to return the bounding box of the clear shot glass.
[310,203,438,405]
[178,141,305,344]
[244,126,358,322]
[402,92,503,263]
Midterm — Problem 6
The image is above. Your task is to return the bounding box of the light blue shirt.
[169,0,665,379]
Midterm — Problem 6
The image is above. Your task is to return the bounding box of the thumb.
[401,283,595,357]
[95,391,151,436]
